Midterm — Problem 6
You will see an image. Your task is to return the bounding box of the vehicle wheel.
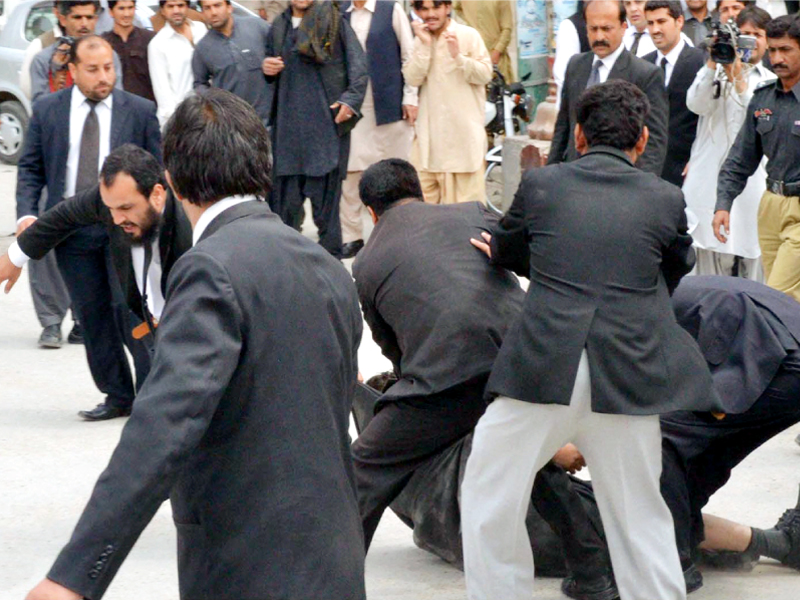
[0,101,29,165]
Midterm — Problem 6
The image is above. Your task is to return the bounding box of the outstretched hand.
[0,254,22,294]
[470,231,492,259]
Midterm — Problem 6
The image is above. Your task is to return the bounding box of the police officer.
[714,14,800,302]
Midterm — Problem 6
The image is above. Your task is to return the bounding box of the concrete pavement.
[1,165,799,599]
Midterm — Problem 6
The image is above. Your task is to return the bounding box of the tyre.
[0,100,29,165]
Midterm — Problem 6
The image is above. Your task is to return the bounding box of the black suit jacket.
[643,45,705,186]
[489,146,720,415]
[353,201,525,402]
[47,202,366,600]
[672,276,800,414]
[16,185,193,322]
[16,87,161,220]
[548,49,669,176]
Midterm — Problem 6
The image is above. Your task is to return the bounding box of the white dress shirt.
[148,20,208,128]
[193,196,258,246]
[591,42,626,85]
[131,239,166,320]
[66,87,113,199]
[655,39,686,87]
[682,62,777,258]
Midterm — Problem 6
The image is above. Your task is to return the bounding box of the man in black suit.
[662,275,800,586]
[549,0,669,175]
[24,89,366,600]
[351,158,616,600]
[463,80,720,600]
[1,145,192,381]
[643,0,705,186]
[16,35,161,420]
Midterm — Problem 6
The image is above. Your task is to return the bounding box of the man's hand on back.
[0,254,22,294]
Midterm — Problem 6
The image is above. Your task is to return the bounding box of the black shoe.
[561,574,619,600]
[67,323,84,344]
[341,239,364,260]
[78,404,132,421]
[774,484,800,569]
[38,324,62,348]
[683,563,703,593]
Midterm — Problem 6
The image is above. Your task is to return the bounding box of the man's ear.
[150,183,168,212]
[574,123,589,155]
[367,206,379,225]
[635,125,650,156]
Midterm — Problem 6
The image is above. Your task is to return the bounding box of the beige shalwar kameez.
[403,19,492,205]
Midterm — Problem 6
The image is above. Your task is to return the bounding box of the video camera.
[705,19,757,64]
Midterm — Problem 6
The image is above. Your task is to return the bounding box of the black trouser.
[660,367,800,566]
[55,227,136,408]
[270,171,343,258]
[352,376,611,581]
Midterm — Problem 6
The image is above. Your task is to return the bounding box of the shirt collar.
[594,41,625,71]
[780,80,800,102]
[70,85,113,112]
[657,38,685,65]
[192,195,257,245]
[346,0,376,13]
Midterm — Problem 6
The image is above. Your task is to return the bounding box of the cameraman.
[682,6,775,279]
[715,14,800,301]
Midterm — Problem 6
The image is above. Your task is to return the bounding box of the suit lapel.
[576,52,594,90]
[667,45,691,92]
[110,89,128,150]
[608,49,632,81]
[53,90,72,194]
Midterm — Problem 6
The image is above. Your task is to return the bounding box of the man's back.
[488,148,717,415]
[354,201,524,399]
[48,202,367,599]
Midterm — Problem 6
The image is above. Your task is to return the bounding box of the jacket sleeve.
[46,251,244,600]
[338,17,368,115]
[548,56,575,165]
[715,94,763,213]
[361,294,402,376]
[17,186,109,260]
[489,172,531,277]
[15,106,46,219]
[192,45,211,92]
[637,66,669,175]
[661,189,696,295]
[494,0,514,54]
[30,53,50,103]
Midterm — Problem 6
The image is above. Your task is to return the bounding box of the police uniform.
[717,79,800,302]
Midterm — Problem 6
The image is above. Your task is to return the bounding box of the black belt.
[767,178,800,196]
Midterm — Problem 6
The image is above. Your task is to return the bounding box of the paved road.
[1,165,799,599]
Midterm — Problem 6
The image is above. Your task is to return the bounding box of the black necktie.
[630,31,645,56]
[661,56,669,85]
[76,100,99,193]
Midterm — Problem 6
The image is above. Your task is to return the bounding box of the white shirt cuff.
[8,241,31,268]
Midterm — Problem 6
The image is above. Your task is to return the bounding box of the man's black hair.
[56,0,101,16]
[737,6,771,31]
[644,0,683,20]
[100,144,166,198]
[767,14,800,45]
[359,159,424,217]
[576,80,650,151]
[68,34,110,64]
[163,88,272,206]
[411,0,452,11]
[584,0,627,24]
[108,0,136,11]
[159,0,190,7]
